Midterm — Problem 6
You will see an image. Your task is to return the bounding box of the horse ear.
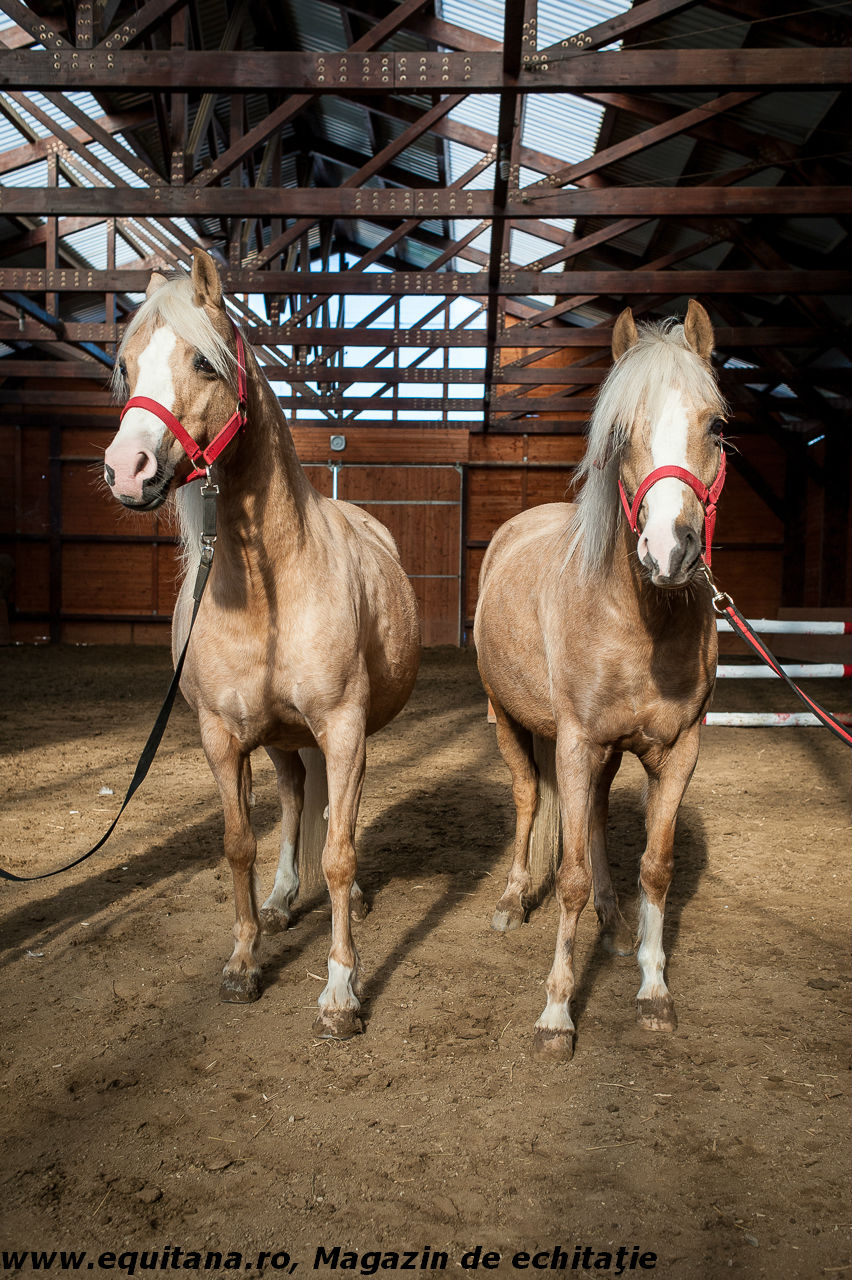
[684,299,714,360]
[146,271,168,298]
[611,307,638,361]
[191,247,223,309]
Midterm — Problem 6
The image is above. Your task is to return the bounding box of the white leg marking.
[637,893,669,1000]
[534,1001,575,1034]
[318,957,361,1013]
[262,839,299,914]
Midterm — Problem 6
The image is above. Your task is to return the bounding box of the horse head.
[104,249,244,509]
[608,300,726,588]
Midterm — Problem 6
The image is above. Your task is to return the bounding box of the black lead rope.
[0,482,219,884]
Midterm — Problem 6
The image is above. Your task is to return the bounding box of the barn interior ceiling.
[0,0,849,443]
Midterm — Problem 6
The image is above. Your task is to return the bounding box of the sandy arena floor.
[0,644,850,1279]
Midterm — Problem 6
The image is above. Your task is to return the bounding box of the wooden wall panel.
[410,577,458,647]
[61,543,155,614]
[62,463,160,537]
[19,427,49,534]
[292,426,468,464]
[0,427,16,536]
[11,542,49,612]
[0,406,839,649]
[467,470,524,543]
[339,466,460,502]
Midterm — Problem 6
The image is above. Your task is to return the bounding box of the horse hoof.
[491,904,524,933]
[532,1028,574,1063]
[601,925,634,957]
[636,996,678,1032]
[259,906,290,935]
[313,1009,363,1040]
[219,971,261,1003]
[350,893,370,923]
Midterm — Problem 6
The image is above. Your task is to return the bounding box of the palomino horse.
[103,249,420,1038]
[475,300,726,1062]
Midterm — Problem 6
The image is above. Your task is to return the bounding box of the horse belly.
[362,562,421,735]
[475,546,556,737]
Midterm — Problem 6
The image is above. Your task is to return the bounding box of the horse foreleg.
[491,702,538,932]
[590,751,633,956]
[534,737,606,1062]
[259,747,305,935]
[201,717,261,1003]
[636,726,701,1032]
[314,708,367,1040]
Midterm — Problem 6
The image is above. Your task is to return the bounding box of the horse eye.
[194,352,215,376]
[709,417,726,438]
[118,360,127,381]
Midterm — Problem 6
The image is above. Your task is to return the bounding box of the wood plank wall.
[0,380,846,651]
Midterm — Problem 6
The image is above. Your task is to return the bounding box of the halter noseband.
[618,443,726,567]
[119,327,248,486]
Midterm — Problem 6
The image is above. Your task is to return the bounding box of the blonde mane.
[111,273,237,399]
[563,319,727,579]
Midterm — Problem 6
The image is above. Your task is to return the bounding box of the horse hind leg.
[490,705,540,932]
[590,751,633,956]
[259,747,305,935]
[201,717,262,1003]
[262,746,368,930]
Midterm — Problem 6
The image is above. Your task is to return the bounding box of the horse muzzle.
[639,520,702,589]
[103,443,172,510]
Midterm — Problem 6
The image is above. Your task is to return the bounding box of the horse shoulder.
[479,501,575,589]
[334,498,403,563]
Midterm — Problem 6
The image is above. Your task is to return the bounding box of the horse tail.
[530,734,561,893]
[297,747,328,891]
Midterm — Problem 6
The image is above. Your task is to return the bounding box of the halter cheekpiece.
[618,443,726,567]
[119,325,248,485]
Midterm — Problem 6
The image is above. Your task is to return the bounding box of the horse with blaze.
[475,300,727,1061]
[103,248,420,1039]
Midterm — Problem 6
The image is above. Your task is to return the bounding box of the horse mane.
[111,272,237,399]
[563,319,727,580]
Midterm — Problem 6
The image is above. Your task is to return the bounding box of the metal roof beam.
[1,49,846,92]
[0,187,845,217]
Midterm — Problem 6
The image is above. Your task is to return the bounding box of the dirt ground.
[1,643,849,1280]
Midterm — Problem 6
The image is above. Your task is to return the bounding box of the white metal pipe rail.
[711,616,851,729]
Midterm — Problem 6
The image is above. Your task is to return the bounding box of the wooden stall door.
[303,464,462,646]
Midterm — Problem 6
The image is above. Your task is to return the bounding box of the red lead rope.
[710,585,852,749]
[120,327,248,485]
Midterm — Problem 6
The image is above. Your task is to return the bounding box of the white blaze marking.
[637,894,669,1000]
[116,327,178,453]
[636,389,689,577]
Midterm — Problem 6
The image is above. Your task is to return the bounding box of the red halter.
[618,444,726,567]
[119,327,248,486]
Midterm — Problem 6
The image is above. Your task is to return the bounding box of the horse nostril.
[682,526,700,569]
[104,463,115,487]
[133,450,158,480]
